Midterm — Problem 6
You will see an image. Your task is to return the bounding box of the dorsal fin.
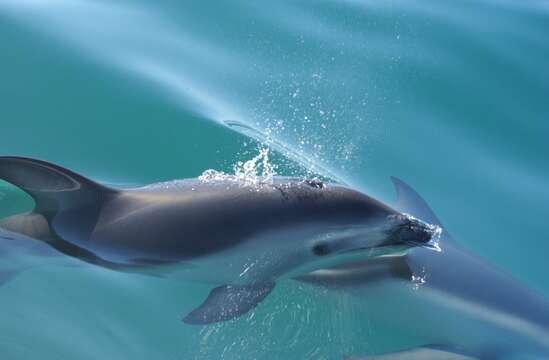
[390,177,442,227]
[0,156,117,214]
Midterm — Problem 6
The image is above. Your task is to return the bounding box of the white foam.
[198,147,278,187]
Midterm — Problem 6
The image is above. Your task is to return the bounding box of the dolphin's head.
[272,179,440,258]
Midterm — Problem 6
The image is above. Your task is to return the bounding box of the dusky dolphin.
[299,178,549,360]
[0,156,438,325]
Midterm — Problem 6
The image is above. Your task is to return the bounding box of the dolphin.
[299,178,549,360]
[0,156,438,325]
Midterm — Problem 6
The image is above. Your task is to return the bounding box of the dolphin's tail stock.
[0,156,118,239]
[0,156,109,240]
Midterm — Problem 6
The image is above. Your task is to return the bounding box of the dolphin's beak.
[385,213,442,248]
[312,214,441,258]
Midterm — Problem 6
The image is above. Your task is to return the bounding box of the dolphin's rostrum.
[0,156,436,324]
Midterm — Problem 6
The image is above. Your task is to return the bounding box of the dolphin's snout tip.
[388,213,442,249]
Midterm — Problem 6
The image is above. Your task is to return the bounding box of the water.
[0,0,548,358]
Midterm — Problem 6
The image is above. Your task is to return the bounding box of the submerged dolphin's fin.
[0,156,117,215]
[345,345,478,359]
[390,177,442,227]
[0,269,25,286]
[183,282,276,325]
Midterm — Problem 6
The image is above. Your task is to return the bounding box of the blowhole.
[304,179,325,189]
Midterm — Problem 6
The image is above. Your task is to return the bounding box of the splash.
[224,120,347,185]
[198,147,278,187]
[411,268,428,290]
[234,147,277,184]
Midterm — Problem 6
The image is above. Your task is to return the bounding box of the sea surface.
[0,0,548,359]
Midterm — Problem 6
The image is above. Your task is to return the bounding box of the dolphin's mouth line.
[336,244,409,256]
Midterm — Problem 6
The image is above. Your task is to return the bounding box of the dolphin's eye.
[305,179,325,189]
[312,242,330,256]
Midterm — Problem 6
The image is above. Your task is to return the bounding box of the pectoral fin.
[345,345,478,359]
[183,281,275,325]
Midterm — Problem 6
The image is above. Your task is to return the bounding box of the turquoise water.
[1,0,549,358]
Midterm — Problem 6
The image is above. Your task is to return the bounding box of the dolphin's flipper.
[390,177,442,227]
[345,345,478,359]
[183,282,276,325]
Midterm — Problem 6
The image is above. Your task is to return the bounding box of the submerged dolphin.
[0,156,437,324]
[300,178,549,360]
[0,227,84,286]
